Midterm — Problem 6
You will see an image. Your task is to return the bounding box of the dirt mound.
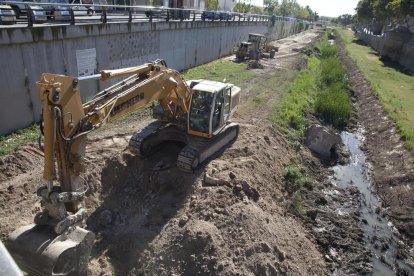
[125,123,327,275]
[0,145,45,239]
[0,145,43,183]
[80,122,327,275]
[247,60,265,69]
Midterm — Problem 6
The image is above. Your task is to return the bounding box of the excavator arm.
[38,60,191,216]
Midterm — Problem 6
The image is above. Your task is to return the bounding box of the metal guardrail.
[0,1,302,27]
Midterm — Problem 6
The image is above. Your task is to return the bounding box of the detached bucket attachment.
[7,224,94,276]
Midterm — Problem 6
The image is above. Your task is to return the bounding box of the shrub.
[318,42,337,59]
[315,84,351,128]
[320,57,345,86]
[273,57,320,136]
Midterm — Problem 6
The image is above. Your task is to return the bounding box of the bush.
[318,42,337,59]
[272,30,351,133]
[320,57,345,86]
[283,163,312,215]
[283,164,313,194]
[315,83,351,128]
[273,57,320,136]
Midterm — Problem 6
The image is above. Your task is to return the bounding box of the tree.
[278,0,291,16]
[372,0,389,20]
[296,5,315,21]
[386,0,414,18]
[206,0,219,10]
[355,0,414,23]
[264,0,278,15]
[314,11,319,21]
[251,6,264,14]
[233,0,252,13]
[355,0,374,22]
[337,14,353,25]
[262,0,317,22]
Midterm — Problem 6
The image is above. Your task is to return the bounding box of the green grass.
[272,33,351,216]
[182,60,254,84]
[271,56,320,139]
[320,56,345,86]
[271,32,351,138]
[0,124,39,156]
[315,84,351,128]
[317,39,337,59]
[315,37,351,128]
[337,28,414,152]
[283,162,313,215]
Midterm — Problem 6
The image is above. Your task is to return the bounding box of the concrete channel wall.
[355,18,414,73]
[0,20,302,135]
[356,29,414,71]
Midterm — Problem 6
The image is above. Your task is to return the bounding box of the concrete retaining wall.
[0,20,302,135]
[356,27,414,72]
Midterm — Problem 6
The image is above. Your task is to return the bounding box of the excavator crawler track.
[129,121,162,156]
[177,123,239,172]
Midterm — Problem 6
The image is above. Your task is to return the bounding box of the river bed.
[331,129,414,275]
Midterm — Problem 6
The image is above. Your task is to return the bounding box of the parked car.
[38,0,71,20]
[169,9,190,20]
[0,4,16,24]
[144,6,167,18]
[7,0,30,18]
[219,11,233,21]
[201,10,219,21]
[53,5,71,21]
[28,5,47,23]
[70,0,94,15]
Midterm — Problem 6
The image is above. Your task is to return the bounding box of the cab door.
[212,89,224,133]
[222,86,231,122]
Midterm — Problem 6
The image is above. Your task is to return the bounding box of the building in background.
[218,0,235,11]
[163,0,204,9]
[113,0,205,9]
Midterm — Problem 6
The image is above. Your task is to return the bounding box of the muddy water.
[332,129,414,275]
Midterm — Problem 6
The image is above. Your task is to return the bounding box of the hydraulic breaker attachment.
[7,225,94,276]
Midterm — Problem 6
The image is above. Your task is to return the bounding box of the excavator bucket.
[6,224,94,276]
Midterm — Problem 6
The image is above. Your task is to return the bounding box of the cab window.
[189,90,213,134]
[212,90,224,132]
[223,87,231,120]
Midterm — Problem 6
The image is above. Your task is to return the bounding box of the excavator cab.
[188,80,239,138]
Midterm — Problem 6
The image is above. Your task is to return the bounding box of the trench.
[331,128,414,275]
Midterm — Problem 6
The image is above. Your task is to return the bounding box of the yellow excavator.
[6,59,241,275]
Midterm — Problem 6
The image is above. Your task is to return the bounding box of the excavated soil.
[3,28,413,275]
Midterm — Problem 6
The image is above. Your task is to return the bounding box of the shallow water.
[332,129,414,275]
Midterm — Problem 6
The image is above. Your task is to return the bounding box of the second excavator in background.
[6,59,241,275]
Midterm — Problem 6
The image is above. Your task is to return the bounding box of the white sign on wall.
[76,48,97,77]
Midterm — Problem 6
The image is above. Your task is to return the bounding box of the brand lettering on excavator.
[111,92,145,116]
